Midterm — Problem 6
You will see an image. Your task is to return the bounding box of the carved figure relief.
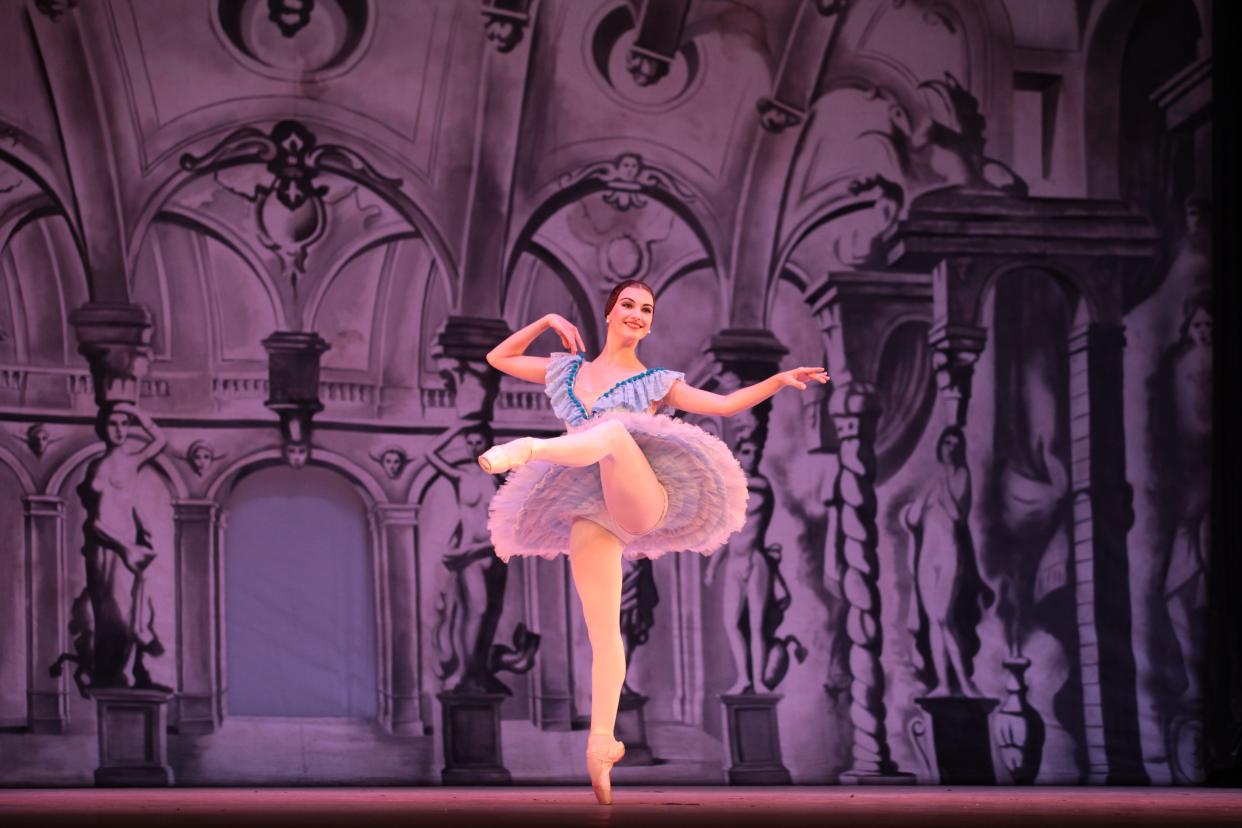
[427,424,539,693]
[58,403,170,691]
[181,439,226,478]
[559,153,696,212]
[901,426,994,696]
[370,445,411,480]
[180,120,401,288]
[705,432,807,693]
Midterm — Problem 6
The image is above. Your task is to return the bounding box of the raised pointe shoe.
[586,734,625,805]
[477,437,535,474]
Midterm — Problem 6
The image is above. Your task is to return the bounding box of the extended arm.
[486,314,586,384]
[663,367,829,418]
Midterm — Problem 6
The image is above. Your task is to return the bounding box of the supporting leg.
[569,518,627,804]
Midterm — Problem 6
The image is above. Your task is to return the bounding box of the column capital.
[172,499,220,521]
[432,316,512,363]
[928,324,987,428]
[372,503,419,526]
[928,322,987,354]
[22,494,65,516]
[433,316,510,420]
[69,302,154,405]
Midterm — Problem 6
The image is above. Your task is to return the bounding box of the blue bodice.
[544,352,684,428]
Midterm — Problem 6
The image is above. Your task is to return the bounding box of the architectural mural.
[0,0,1226,788]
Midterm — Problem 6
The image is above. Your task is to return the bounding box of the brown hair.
[604,280,656,317]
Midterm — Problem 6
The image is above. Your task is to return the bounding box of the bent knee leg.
[596,418,632,449]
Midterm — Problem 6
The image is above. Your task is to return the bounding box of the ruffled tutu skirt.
[487,411,748,562]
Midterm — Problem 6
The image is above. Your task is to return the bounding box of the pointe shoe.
[477,437,535,474]
[586,734,625,805]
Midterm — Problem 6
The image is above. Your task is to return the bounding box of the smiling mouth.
[625,322,643,329]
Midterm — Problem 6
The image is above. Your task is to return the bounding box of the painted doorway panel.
[224,465,377,718]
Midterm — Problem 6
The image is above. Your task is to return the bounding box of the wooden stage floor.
[1,787,1240,827]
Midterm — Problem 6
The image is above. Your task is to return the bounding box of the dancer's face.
[608,285,654,343]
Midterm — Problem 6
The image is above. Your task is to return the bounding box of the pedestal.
[438,691,512,784]
[720,693,791,784]
[915,695,1000,784]
[89,688,175,786]
[615,692,655,766]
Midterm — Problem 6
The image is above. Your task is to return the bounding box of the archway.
[223,464,377,717]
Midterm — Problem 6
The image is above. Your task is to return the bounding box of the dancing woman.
[481,280,828,804]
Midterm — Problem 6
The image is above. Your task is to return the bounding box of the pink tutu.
[487,410,748,562]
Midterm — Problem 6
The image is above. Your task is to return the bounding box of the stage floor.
[1,787,1240,827]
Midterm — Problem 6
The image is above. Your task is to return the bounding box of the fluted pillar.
[1068,323,1146,783]
[24,494,67,733]
[374,504,425,736]
[172,500,221,734]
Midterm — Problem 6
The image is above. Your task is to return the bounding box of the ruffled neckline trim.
[566,353,664,419]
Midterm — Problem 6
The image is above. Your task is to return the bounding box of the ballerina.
[481,279,828,804]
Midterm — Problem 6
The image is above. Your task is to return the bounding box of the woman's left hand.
[776,367,830,391]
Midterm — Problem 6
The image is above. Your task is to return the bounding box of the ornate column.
[829,383,908,782]
[431,316,524,783]
[71,302,176,785]
[374,504,425,736]
[808,271,928,784]
[172,500,221,734]
[705,329,800,784]
[24,494,67,734]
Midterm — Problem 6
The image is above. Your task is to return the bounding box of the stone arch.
[0,139,87,278]
[303,230,424,330]
[975,260,1095,328]
[206,447,386,507]
[126,119,460,308]
[503,159,721,307]
[0,444,36,495]
[156,207,289,331]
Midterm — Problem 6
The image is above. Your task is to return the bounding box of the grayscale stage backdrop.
[0,0,1229,787]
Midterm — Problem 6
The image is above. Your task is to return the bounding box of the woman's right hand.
[546,314,586,354]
